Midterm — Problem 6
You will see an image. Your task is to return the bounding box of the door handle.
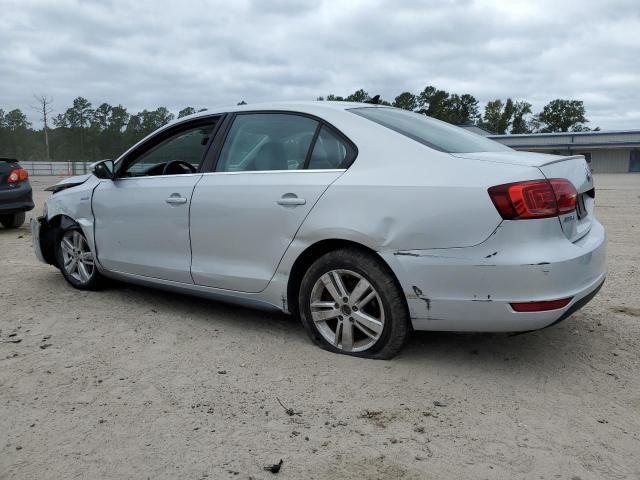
[277,194,306,206]
[166,194,187,205]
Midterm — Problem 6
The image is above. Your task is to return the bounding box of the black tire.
[298,248,409,359]
[55,225,104,290]
[0,212,26,229]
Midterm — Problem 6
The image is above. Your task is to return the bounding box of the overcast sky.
[1,0,639,130]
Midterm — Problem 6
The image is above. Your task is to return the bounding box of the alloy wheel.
[309,269,385,352]
[60,230,95,284]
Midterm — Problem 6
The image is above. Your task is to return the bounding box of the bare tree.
[33,94,53,160]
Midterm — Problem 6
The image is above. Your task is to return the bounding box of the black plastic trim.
[545,278,606,329]
[303,123,322,170]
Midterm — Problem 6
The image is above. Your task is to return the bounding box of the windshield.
[349,107,511,154]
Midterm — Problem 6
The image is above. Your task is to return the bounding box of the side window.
[122,122,216,177]
[308,127,353,169]
[217,114,318,172]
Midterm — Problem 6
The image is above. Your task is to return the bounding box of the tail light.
[7,168,29,184]
[488,178,577,220]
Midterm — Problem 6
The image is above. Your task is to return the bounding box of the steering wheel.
[162,160,197,175]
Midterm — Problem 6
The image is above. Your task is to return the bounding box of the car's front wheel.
[298,248,409,359]
[0,212,26,229]
[56,226,104,290]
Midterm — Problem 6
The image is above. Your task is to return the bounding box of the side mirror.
[92,160,115,180]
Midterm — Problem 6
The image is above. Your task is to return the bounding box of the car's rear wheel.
[0,212,26,229]
[56,226,104,290]
[298,248,409,359]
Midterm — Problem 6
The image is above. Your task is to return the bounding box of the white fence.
[20,161,92,176]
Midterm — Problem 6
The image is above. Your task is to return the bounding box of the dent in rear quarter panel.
[291,142,546,252]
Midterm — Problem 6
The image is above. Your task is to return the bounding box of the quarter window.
[308,127,353,169]
[216,114,318,172]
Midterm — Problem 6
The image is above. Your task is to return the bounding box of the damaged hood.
[45,173,93,193]
[452,151,585,167]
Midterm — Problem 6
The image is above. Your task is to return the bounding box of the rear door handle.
[277,194,306,206]
[166,193,187,205]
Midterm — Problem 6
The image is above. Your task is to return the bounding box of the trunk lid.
[452,150,580,167]
[455,151,594,242]
[538,155,594,242]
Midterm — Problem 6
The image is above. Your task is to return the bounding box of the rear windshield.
[349,107,511,153]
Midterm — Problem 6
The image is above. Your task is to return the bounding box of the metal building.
[487,130,640,173]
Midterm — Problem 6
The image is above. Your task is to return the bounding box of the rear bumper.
[381,218,607,332]
[0,182,34,214]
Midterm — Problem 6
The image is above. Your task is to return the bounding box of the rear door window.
[216,114,318,172]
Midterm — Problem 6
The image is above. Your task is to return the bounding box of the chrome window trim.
[108,169,347,181]
[201,169,347,176]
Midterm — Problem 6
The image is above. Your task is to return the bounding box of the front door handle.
[277,194,306,206]
[166,193,187,205]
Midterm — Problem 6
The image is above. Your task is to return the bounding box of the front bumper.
[381,219,607,332]
[31,217,47,263]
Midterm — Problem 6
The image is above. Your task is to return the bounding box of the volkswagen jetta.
[31,102,606,358]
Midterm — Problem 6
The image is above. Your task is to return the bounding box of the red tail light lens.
[510,297,572,312]
[7,168,29,184]
[488,179,577,220]
[549,179,578,214]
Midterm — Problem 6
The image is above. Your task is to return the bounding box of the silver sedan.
[32,102,606,358]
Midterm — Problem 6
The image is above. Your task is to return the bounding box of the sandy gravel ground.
[1,174,639,480]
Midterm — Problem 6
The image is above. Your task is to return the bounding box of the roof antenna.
[366,95,381,105]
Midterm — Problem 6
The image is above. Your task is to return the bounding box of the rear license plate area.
[576,193,588,219]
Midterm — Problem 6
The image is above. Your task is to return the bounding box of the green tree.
[124,113,144,146]
[59,97,94,158]
[2,109,32,159]
[417,86,479,125]
[53,113,69,128]
[511,101,533,134]
[483,99,515,134]
[483,98,533,134]
[537,99,589,132]
[66,97,94,129]
[108,105,130,133]
[417,86,450,120]
[178,107,196,118]
[4,109,31,130]
[393,92,418,111]
[483,100,503,133]
[92,103,112,130]
[345,89,370,103]
[446,93,480,125]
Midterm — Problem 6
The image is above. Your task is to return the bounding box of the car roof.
[174,101,385,124]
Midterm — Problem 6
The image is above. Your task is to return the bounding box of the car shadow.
[109,280,591,370]
[0,223,31,235]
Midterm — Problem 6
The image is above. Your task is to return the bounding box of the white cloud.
[0,0,639,129]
